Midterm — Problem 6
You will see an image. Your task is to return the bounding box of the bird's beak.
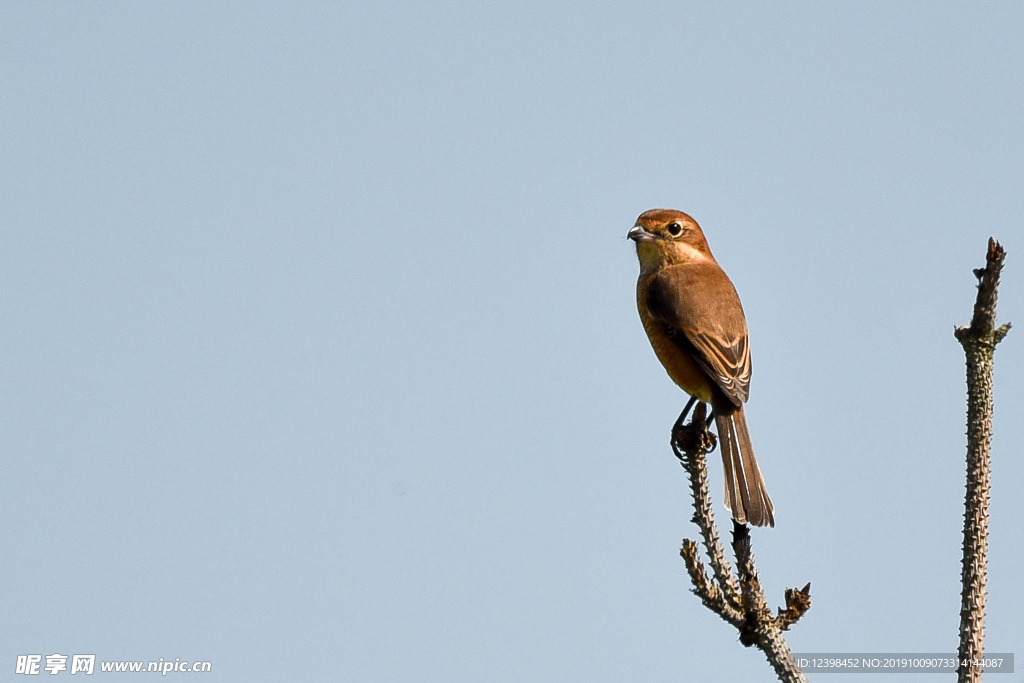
[628,225,653,242]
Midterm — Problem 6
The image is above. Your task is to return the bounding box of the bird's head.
[628,208,713,272]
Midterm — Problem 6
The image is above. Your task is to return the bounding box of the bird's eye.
[668,222,683,236]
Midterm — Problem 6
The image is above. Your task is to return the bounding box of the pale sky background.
[1,3,1022,681]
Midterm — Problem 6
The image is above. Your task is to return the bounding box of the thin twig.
[681,539,743,627]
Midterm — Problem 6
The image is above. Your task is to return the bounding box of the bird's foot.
[672,401,718,455]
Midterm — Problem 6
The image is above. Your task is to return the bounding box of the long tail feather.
[715,407,774,527]
[718,417,745,523]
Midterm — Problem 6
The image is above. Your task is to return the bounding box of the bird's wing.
[645,263,751,406]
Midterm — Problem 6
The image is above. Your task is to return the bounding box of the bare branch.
[954,238,1010,683]
[672,406,809,682]
[672,402,741,610]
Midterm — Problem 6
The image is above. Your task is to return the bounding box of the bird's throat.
[636,240,710,273]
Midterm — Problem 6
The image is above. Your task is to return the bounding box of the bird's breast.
[636,275,717,403]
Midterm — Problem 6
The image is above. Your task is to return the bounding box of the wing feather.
[646,264,751,406]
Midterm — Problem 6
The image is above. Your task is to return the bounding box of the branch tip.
[777,583,812,631]
[964,237,1006,339]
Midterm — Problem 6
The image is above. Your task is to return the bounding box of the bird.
[628,208,774,527]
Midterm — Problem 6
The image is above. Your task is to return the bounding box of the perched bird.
[628,209,774,527]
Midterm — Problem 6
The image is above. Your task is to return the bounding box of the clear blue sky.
[1,3,1021,681]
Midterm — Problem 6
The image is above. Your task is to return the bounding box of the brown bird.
[628,208,774,527]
